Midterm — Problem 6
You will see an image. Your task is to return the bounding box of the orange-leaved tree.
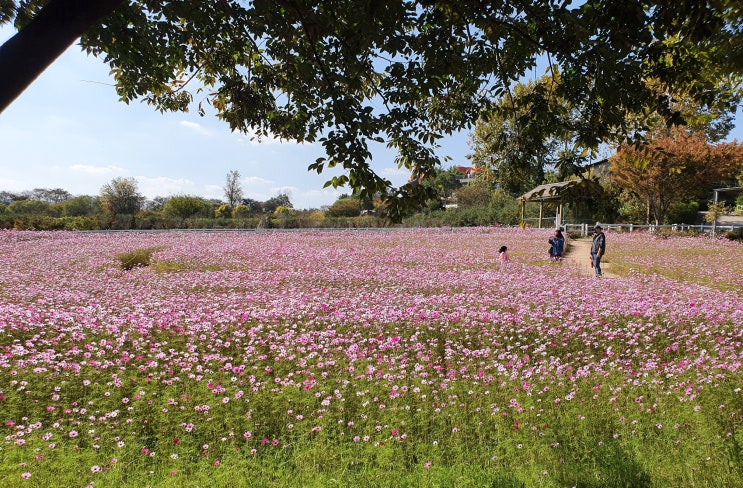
[610,128,743,225]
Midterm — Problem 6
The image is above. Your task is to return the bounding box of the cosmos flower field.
[1,228,742,487]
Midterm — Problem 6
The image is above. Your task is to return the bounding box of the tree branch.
[0,0,124,113]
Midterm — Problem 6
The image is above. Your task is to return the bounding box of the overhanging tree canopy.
[1,0,742,221]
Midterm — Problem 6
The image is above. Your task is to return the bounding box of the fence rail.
[561,222,742,237]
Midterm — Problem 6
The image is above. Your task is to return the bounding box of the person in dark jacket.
[590,225,606,277]
[548,229,565,261]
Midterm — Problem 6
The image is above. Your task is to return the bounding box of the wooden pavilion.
[518,180,591,228]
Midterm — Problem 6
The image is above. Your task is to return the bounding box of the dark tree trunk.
[0,0,124,113]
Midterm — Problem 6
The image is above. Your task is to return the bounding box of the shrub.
[117,247,161,270]
[666,200,700,224]
[232,205,252,218]
[326,198,362,217]
[724,227,743,241]
[215,204,232,219]
[6,199,51,216]
[62,216,99,230]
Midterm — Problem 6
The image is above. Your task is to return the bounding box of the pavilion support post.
[520,200,525,225]
[538,202,544,228]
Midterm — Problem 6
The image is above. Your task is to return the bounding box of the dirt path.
[564,237,618,278]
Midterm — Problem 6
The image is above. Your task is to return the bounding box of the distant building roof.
[454,166,482,175]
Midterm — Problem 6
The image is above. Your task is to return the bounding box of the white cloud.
[179,120,211,136]
[243,176,274,186]
[0,177,25,192]
[380,167,410,177]
[269,186,297,198]
[298,188,344,209]
[243,191,270,202]
[202,184,224,200]
[70,164,127,175]
[137,176,197,198]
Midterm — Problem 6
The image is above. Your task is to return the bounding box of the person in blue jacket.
[548,229,565,261]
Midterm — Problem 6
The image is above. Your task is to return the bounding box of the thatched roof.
[518,180,583,203]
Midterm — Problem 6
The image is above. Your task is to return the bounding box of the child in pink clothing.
[498,246,509,264]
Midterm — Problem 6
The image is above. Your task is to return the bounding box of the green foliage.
[452,179,493,208]
[11,0,730,220]
[490,189,520,225]
[262,194,293,213]
[144,196,168,212]
[6,199,50,216]
[162,195,208,225]
[271,205,297,228]
[403,188,521,226]
[214,203,232,219]
[419,166,465,211]
[273,205,294,217]
[405,207,498,227]
[469,74,580,194]
[61,195,102,217]
[577,178,621,225]
[326,197,362,217]
[724,227,743,241]
[1,1,740,220]
[116,247,161,271]
[99,177,145,222]
[617,191,648,225]
[667,200,701,224]
[231,205,252,219]
[0,215,102,230]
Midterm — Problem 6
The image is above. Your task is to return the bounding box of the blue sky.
[1,26,741,209]
[0,27,470,210]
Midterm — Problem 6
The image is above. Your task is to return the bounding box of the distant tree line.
[4,139,743,231]
[0,167,541,230]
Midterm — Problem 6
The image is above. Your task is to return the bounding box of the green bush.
[117,248,161,270]
[62,216,100,230]
[6,199,51,216]
[724,227,743,241]
[326,198,362,217]
[215,204,232,219]
[666,200,700,224]
[232,205,252,218]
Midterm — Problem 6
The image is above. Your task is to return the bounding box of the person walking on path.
[590,225,606,277]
